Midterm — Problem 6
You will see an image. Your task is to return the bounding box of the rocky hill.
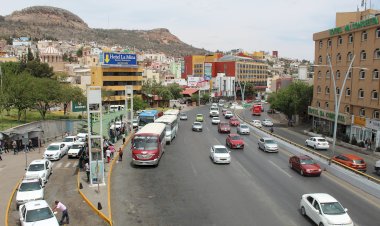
[0,6,209,57]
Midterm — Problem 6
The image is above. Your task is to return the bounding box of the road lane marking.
[65,162,71,168]
[268,160,292,178]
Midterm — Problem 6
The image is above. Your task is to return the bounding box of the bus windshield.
[132,136,158,151]
[139,116,155,126]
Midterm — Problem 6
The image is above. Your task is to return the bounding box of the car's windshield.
[231,136,241,140]
[28,164,44,171]
[265,139,276,144]
[240,125,248,129]
[63,138,73,142]
[193,122,201,126]
[220,123,228,126]
[197,114,202,117]
[214,147,228,153]
[47,145,59,151]
[19,181,41,192]
[320,202,346,215]
[180,113,186,116]
[300,159,315,165]
[25,207,54,222]
[213,117,219,120]
[132,136,158,151]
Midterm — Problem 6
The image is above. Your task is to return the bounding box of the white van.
[110,105,124,112]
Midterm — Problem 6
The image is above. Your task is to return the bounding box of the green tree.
[59,84,86,115]
[201,93,210,104]
[27,47,34,62]
[76,47,83,58]
[25,60,54,78]
[132,96,148,111]
[32,78,61,119]
[158,87,174,107]
[167,83,183,99]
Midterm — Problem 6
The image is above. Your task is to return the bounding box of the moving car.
[332,154,367,172]
[19,200,59,226]
[252,120,262,128]
[196,114,204,122]
[375,160,380,175]
[210,145,231,164]
[43,143,68,161]
[289,155,322,176]
[305,137,329,150]
[209,107,219,117]
[62,136,77,149]
[67,141,85,158]
[226,134,244,149]
[132,118,139,128]
[299,193,354,226]
[211,117,220,124]
[192,122,203,132]
[224,111,233,119]
[258,137,278,153]
[179,112,188,120]
[16,177,44,208]
[261,119,273,127]
[237,124,250,135]
[229,117,240,127]
[218,122,231,133]
[25,159,52,185]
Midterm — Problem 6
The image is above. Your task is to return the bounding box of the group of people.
[0,139,36,160]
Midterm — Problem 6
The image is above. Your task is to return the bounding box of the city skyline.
[2,0,379,60]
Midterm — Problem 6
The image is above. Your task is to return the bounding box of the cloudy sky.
[1,0,379,60]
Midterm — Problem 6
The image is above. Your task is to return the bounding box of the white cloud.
[1,0,379,60]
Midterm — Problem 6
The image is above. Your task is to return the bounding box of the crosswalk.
[51,161,78,169]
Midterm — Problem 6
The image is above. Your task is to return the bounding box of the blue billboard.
[102,52,137,65]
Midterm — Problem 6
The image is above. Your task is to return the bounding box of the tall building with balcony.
[310,9,380,148]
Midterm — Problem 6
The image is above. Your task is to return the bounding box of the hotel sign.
[101,53,137,65]
[308,106,351,125]
[329,17,379,36]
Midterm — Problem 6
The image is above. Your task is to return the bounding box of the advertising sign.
[204,63,212,81]
[72,101,86,112]
[102,52,137,65]
[188,76,201,87]
[90,160,104,183]
[307,106,351,125]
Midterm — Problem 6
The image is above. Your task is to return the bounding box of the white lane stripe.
[268,160,292,178]
[64,162,71,168]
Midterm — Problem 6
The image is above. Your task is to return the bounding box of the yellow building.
[91,53,143,104]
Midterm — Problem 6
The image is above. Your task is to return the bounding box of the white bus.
[109,105,124,112]
[155,115,178,144]
[131,123,166,166]
[164,109,180,119]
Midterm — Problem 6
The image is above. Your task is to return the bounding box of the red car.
[218,122,231,133]
[332,153,367,172]
[229,117,240,127]
[226,134,244,149]
[289,155,322,176]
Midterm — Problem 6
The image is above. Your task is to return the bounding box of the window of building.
[336,53,342,62]
[345,105,350,113]
[359,70,366,79]
[374,110,380,119]
[348,34,353,43]
[327,39,332,47]
[336,87,340,95]
[347,70,352,79]
[326,70,330,79]
[377,28,380,38]
[360,50,367,60]
[317,86,321,93]
[317,101,321,107]
[359,108,365,117]
[373,69,379,79]
[338,36,343,45]
[317,71,321,79]
[372,90,378,99]
[325,86,330,94]
[374,49,380,59]
[346,88,351,96]
[318,55,322,64]
[336,70,341,79]
[359,89,364,98]
[361,31,368,41]
[347,52,353,61]
[325,102,329,108]
[319,40,323,49]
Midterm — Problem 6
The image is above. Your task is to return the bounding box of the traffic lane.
[223,121,380,226]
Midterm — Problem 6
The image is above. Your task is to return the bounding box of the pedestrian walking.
[85,162,90,182]
[106,148,111,163]
[270,126,274,134]
[122,133,126,144]
[12,140,17,155]
[28,139,35,151]
[53,200,69,225]
[109,145,115,159]
[118,147,123,161]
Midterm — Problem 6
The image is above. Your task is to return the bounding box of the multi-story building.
[310,9,380,148]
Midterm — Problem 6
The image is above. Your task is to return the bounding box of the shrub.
[351,137,358,145]
[78,115,82,119]
[358,141,365,148]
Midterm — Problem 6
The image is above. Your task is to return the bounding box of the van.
[110,105,124,112]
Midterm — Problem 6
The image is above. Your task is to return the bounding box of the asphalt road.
[111,105,380,226]
[9,152,107,226]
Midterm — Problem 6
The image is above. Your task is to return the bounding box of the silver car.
[258,137,278,153]
[192,122,203,132]
[237,124,250,135]
[179,113,188,120]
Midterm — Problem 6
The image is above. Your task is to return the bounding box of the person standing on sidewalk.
[12,140,17,155]
[106,148,111,163]
[53,200,69,225]
[85,162,90,182]
[122,133,126,144]
[28,139,35,151]
[118,147,123,161]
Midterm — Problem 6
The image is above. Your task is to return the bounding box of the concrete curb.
[5,178,21,226]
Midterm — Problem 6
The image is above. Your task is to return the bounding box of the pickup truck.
[375,160,380,175]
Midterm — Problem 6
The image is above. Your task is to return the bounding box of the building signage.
[72,101,86,112]
[187,76,201,87]
[353,115,366,127]
[329,17,379,36]
[204,63,212,81]
[366,118,380,130]
[102,52,137,65]
[308,106,351,125]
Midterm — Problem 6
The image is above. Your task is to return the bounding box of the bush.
[351,137,358,145]
[78,115,82,119]
[358,141,365,148]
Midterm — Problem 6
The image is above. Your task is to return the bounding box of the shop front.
[365,118,380,149]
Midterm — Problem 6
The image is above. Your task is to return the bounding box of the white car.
[224,111,233,119]
[44,142,68,160]
[305,137,330,150]
[25,159,52,185]
[237,124,250,135]
[375,160,380,175]
[210,145,231,164]
[261,119,273,127]
[211,117,220,124]
[252,120,262,128]
[179,113,188,120]
[19,200,59,226]
[68,141,85,158]
[132,118,139,127]
[258,137,278,152]
[300,193,354,226]
[76,133,88,140]
[62,136,77,149]
[16,177,44,208]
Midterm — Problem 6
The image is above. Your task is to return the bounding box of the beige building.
[39,44,64,72]
[311,9,380,148]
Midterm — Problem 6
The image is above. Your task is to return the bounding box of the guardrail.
[235,109,380,185]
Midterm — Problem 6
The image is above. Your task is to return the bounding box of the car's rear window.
[317,138,327,142]
[353,159,364,164]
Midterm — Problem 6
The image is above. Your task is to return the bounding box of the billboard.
[188,76,204,87]
[101,52,137,65]
[72,101,86,112]
[204,63,212,81]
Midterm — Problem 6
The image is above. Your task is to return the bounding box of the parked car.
[196,114,204,122]
[261,119,273,127]
[226,134,244,149]
[252,120,262,128]
[258,137,278,153]
[237,124,250,135]
[211,117,220,124]
[192,122,203,132]
[179,112,188,120]
[229,117,240,127]
[25,159,52,185]
[305,137,329,150]
[218,122,231,133]
[299,193,354,226]
[19,200,59,226]
[44,143,69,161]
[132,118,139,127]
[210,145,231,164]
[224,111,233,119]
[375,160,380,175]
[289,155,322,176]
[332,154,367,172]
[67,141,85,158]
[16,177,44,208]
[62,136,77,149]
